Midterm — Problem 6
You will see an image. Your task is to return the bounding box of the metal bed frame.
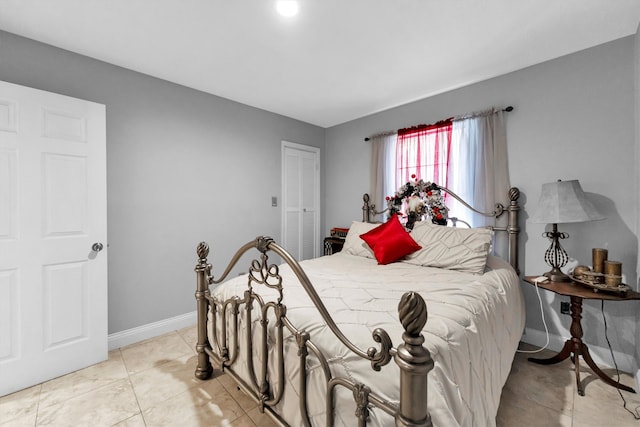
[194,187,521,426]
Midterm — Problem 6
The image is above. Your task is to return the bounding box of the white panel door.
[0,80,107,396]
[281,141,320,261]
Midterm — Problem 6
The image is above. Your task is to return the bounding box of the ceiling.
[1,1,639,128]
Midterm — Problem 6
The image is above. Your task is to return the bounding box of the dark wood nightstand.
[523,276,640,396]
[323,237,345,255]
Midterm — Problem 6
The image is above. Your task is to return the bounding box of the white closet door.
[0,80,107,396]
[281,141,320,261]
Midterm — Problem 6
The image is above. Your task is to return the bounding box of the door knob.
[92,242,104,252]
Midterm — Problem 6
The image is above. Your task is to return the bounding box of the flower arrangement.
[385,175,448,228]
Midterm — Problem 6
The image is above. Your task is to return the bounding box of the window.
[371,110,509,229]
[395,120,452,195]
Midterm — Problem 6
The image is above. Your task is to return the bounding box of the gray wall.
[0,31,326,334]
[325,36,638,366]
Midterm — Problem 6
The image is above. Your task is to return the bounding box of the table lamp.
[530,179,605,282]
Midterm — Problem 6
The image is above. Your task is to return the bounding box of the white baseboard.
[108,311,197,350]
[523,327,636,375]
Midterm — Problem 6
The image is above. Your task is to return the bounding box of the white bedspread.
[209,252,525,427]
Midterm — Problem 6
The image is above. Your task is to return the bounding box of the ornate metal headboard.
[362,186,521,274]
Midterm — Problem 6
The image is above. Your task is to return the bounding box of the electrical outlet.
[560,301,570,315]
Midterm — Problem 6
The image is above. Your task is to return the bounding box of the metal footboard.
[194,237,434,427]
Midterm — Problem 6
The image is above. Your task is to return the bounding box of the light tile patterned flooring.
[2,327,640,426]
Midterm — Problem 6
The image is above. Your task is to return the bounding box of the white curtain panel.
[369,132,397,220]
[450,109,510,228]
[450,109,510,258]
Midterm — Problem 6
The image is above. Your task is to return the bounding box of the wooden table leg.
[580,341,635,394]
[529,339,572,365]
[528,295,636,395]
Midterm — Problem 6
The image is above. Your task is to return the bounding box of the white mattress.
[209,252,525,427]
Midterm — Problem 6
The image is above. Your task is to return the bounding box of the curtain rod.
[363,105,513,142]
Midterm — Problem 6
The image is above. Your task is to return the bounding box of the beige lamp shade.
[530,180,605,224]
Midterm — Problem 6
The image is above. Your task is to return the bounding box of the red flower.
[436,213,443,219]
[427,191,432,196]
[411,174,416,179]
[385,196,390,201]
[433,207,439,212]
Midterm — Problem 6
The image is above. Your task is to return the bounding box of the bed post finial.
[197,241,209,260]
[509,186,520,202]
[194,242,213,380]
[398,292,427,334]
[395,292,433,427]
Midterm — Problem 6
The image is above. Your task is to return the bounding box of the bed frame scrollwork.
[194,237,434,427]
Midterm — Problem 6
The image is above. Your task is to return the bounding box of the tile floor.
[2,327,640,426]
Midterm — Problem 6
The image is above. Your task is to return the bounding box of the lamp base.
[544,268,571,282]
[541,223,571,282]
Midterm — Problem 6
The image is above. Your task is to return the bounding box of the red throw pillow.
[359,215,422,265]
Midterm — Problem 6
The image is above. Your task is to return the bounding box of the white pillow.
[341,221,378,258]
[404,221,493,274]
